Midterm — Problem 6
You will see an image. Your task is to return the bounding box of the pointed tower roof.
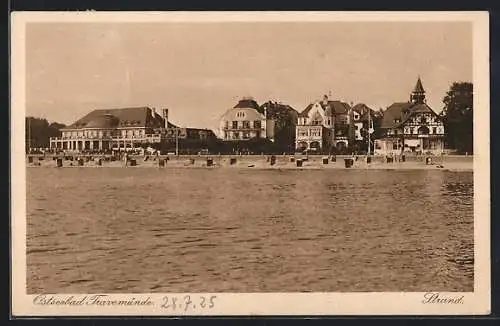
[413,76,425,93]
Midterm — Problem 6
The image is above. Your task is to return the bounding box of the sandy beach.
[26,154,473,172]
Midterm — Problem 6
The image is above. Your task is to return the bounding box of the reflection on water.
[27,168,473,293]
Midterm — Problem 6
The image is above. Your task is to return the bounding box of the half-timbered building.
[374,77,445,155]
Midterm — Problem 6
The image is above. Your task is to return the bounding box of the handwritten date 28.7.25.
[160,295,217,312]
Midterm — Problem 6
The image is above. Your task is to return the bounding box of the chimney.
[151,107,156,118]
[322,94,328,106]
[162,108,169,129]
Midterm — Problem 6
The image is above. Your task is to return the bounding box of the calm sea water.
[26,167,474,293]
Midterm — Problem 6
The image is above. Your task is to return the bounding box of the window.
[243,132,250,139]
[394,129,398,135]
[254,120,261,129]
[225,121,229,129]
[433,127,437,134]
[236,111,246,118]
[243,121,250,129]
[233,132,240,139]
[232,121,238,129]
[256,131,261,138]
[312,129,321,137]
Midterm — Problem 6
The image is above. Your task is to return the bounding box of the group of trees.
[25,117,66,152]
[440,82,473,154]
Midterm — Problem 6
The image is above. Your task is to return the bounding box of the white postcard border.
[10,11,491,316]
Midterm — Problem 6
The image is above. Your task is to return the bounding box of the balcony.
[223,126,263,131]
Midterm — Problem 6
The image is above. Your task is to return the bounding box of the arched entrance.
[296,141,307,152]
[309,141,321,152]
[418,126,430,150]
[418,126,429,135]
[336,141,347,153]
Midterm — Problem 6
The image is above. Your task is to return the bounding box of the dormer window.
[394,119,401,124]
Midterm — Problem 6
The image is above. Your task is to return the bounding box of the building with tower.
[374,77,445,156]
[295,94,352,154]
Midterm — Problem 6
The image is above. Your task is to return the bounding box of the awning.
[405,139,420,147]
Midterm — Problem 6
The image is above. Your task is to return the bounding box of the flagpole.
[367,111,371,156]
[176,127,179,156]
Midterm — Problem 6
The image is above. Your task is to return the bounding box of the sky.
[25,21,472,133]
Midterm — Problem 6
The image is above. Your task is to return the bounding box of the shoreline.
[26,155,473,172]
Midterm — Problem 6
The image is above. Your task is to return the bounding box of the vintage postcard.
[11,11,490,316]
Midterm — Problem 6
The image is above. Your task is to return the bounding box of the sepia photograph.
[11,11,490,316]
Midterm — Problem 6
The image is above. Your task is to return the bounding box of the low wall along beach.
[26,154,473,172]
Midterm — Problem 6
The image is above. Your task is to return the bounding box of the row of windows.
[225,120,262,129]
[225,131,261,140]
[376,141,441,150]
[62,129,145,138]
[391,142,440,150]
[401,127,443,135]
[297,130,322,137]
[297,128,322,137]
[300,119,350,127]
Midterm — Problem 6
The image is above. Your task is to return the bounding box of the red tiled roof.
[380,102,411,128]
[298,100,351,117]
[64,107,176,129]
[298,103,314,117]
[326,101,351,115]
[380,102,439,129]
[234,99,260,110]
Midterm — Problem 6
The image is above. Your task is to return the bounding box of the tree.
[26,117,66,152]
[441,82,473,154]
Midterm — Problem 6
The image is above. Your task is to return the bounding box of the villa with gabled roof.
[374,77,445,156]
[295,94,352,153]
